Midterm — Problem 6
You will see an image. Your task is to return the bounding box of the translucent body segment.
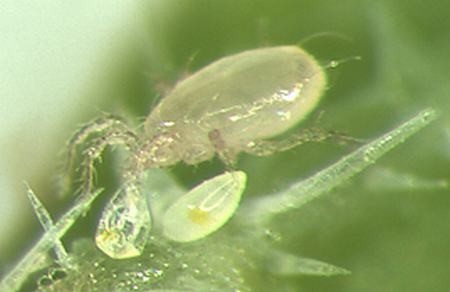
[144,46,326,165]
[95,184,152,259]
[163,171,247,242]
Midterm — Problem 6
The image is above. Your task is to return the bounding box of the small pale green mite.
[62,45,328,259]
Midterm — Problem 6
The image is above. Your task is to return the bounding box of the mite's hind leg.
[244,127,360,157]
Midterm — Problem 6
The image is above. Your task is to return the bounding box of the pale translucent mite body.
[143,46,326,166]
[64,46,332,259]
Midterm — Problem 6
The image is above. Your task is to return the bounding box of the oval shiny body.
[144,46,326,165]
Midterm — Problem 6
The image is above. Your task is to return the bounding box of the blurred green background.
[1,0,449,291]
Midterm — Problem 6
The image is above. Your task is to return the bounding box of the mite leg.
[65,115,130,166]
[208,129,238,168]
[60,114,136,195]
[244,127,361,157]
[78,129,138,195]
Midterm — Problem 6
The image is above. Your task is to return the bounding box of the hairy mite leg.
[79,129,138,195]
[244,127,360,157]
[65,115,130,165]
[60,115,134,193]
[208,129,238,167]
[60,114,136,195]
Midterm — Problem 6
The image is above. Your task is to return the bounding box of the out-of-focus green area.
[1,0,449,291]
